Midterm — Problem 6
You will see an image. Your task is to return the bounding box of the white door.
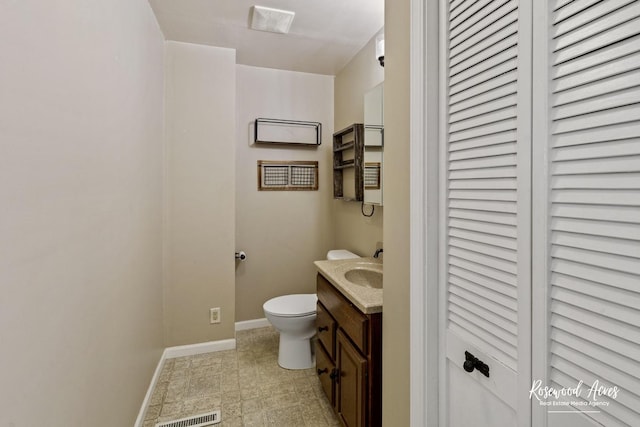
[531,1,640,426]
[439,0,533,426]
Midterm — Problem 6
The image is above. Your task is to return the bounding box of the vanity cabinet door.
[316,302,335,359]
[316,340,336,406]
[336,330,367,427]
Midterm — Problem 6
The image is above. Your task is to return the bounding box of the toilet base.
[277,334,315,370]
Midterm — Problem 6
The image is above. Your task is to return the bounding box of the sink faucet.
[373,248,383,258]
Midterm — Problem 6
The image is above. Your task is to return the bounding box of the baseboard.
[235,317,270,331]
[164,338,236,359]
[135,337,236,426]
[134,350,167,427]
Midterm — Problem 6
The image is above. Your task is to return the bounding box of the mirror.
[364,83,384,206]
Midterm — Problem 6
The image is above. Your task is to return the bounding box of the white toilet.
[263,249,360,369]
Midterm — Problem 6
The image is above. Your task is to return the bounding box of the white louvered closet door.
[532,1,640,427]
[440,0,532,426]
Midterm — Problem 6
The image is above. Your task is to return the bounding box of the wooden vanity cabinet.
[316,273,382,427]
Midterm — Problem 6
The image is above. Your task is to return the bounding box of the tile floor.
[143,326,340,427]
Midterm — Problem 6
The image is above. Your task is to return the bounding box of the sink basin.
[344,268,383,289]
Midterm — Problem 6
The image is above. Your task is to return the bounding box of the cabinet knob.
[330,368,340,382]
[317,368,328,375]
[318,326,329,332]
[463,351,490,377]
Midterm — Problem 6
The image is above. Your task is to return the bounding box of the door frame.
[409,0,440,425]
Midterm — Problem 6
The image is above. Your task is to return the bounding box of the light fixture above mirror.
[375,33,385,67]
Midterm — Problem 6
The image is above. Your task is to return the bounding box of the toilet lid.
[263,294,317,317]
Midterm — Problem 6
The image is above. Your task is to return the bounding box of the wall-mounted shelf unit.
[254,118,322,146]
[333,124,364,201]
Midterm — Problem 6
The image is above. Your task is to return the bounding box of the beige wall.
[0,0,165,424]
[382,0,411,425]
[333,31,385,257]
[164,42,236,346]
[334,31,385,132]
[235,65,335,321]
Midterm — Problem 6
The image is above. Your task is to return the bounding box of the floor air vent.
[154,411,221,427]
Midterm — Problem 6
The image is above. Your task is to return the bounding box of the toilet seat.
[263,294,317,318]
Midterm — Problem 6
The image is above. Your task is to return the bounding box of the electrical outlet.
[210,307,221,324]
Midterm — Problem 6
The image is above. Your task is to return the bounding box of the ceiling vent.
[250,5,295,34]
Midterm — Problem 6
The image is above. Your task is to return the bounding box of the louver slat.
[552,273,640,310]
[449,313,518,363]
[450,265,518,300]
[551,328,640,382]
[450,71,517,105]
[551,231,640,258]
[552,87,640,120]
[545,0,640,423]
[450,59,518,98]
[449,87,517,117]
[551,373,630,427]
[449,280,518,320]
[449,176,517,189]
[552,343,640,402]
[553,17,640,65]
[450,297,518,339]
[553,0,573,11]
[449,129,517,151]
[553,35,640,79]
[450,0,476,20]
[450,237,517,262]
[450,10,518,64]
[449,32,518,78]
[449,167,517,181]
[552,259,640,294]
[450,227,517,251]
[451,0,516,46]
[552,203,640,223]
[553,2,640,52]
[551,315,640,362]
[552,173,640,190]
[449,106,517,133]
[553,54,640,94]
[551,355,640,425]
[553,0,601,23]
[449,217,517,237]
[445,0,522,374]
[553,0,636,38]
[552,139,640,161]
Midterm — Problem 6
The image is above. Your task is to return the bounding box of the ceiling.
[149,0,384,76]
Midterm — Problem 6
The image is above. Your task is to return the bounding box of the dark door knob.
[463,359,476,373]
[318,326,329,332]
[464,351,490,377]
[317,368,328,375]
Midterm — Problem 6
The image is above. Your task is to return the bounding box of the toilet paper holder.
[235,251,247,261]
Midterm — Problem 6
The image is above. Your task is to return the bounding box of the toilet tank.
[326,249,360,260]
